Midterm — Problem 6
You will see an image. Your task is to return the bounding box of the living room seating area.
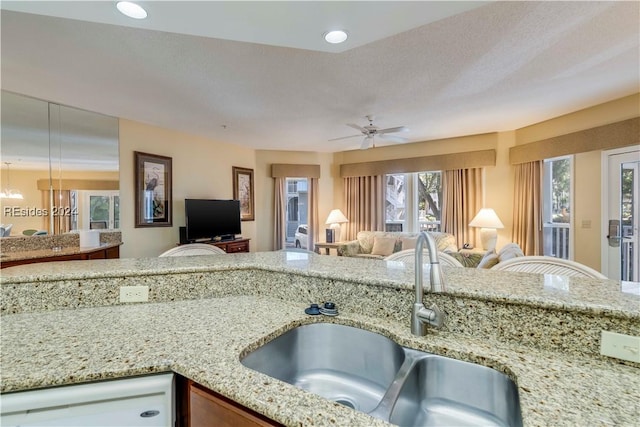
[337,231,527,269]
[337,231,458,259]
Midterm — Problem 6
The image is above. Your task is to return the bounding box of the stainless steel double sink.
[241,323,522,427]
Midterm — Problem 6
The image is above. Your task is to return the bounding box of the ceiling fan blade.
[328,134,362,141]
[377,126,409,135]
[360,136,371,150]
[347,123,367,133]
[379,134,409,143]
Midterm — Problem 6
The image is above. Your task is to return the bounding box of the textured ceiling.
[1,1,639,153]
[0,1,489,53]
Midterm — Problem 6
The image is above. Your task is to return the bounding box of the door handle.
[607,219,621,247]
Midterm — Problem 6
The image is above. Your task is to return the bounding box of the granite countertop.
[1,296,638,426]
[0,242,122,263]
[2,252,638,319]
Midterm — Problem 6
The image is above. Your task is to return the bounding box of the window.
[78,190,120,230]
[386,174,406,231]
[542,156,572,259]
[385,171,441,233]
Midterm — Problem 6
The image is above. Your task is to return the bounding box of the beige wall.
[573,151,602,270]
[254,150,335,251]
[485,132,517,250]
[0,169,118,235]
[119,119,256,258]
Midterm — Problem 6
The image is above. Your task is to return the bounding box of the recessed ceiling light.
[324,30,348,44]
[116,1,148,20]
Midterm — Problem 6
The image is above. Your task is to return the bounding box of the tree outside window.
[385,171,442,232]
[417,172,441,230]
[543,156,572,259]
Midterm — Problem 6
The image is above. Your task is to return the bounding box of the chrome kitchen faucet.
[411,232,446,335]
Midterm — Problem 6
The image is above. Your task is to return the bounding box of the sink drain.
[333,398,356,409]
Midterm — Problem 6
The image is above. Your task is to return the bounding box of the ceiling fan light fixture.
[323,30,348,44]
[116,1,148,20]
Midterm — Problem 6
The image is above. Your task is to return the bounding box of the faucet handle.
[427,303,445,328]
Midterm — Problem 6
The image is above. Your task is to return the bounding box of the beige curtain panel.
[512,161,543,255]
[272,177,286,250]
[343,175,385,240]
[442,168,483,249]
[42,189,72,234]
[308,177,319,251]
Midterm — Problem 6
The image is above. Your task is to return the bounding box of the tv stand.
[208,238,250,254]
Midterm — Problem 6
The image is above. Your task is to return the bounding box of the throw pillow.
[477,250,500,269]
[371,236,398,256]
[498,243,524,262]
[446,251,484,268]
[400,237,417,250]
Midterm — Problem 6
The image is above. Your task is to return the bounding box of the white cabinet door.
[1,374,173,427]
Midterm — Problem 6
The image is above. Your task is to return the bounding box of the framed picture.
[134,151,173,227]
[233,166,254,221]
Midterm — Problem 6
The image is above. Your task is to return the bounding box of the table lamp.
[325,209,348,243]
[469,208,504,251]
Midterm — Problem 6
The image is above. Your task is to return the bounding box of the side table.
[314,242,342,255]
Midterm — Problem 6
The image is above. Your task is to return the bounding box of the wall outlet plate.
[119,285,149,303]
[600,331,640,363]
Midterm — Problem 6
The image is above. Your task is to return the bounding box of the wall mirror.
[0,91,119,237]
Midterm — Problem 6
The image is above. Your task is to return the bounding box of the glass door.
[285,178,308,248]
[604,148,639,281]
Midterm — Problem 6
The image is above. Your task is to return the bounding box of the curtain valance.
[510,118,639,164]
[271,164,320,178]
[339,150,496,177]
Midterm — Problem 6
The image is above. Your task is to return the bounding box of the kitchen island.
[1,252,639,426]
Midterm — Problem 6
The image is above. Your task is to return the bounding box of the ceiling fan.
[329,115,409,150]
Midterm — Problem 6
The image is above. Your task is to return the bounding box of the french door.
[603,147,639,282]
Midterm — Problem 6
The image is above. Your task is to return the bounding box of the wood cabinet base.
[177,376,281,427]
[1,245,120,269]
[210,238,250,253]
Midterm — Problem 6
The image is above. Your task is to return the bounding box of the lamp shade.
[469,208,504,229]
[325,209,348,225]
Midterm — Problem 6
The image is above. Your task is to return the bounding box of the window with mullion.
[385,171,442,233]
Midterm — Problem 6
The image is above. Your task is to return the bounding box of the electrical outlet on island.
[119,285,149,303]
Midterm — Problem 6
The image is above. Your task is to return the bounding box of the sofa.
[337,231,458,259]
[337,231,525,269]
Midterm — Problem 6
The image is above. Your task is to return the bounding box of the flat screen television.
[185,199,241,242]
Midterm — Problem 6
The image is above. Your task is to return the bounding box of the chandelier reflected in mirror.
[1,162,24,199]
